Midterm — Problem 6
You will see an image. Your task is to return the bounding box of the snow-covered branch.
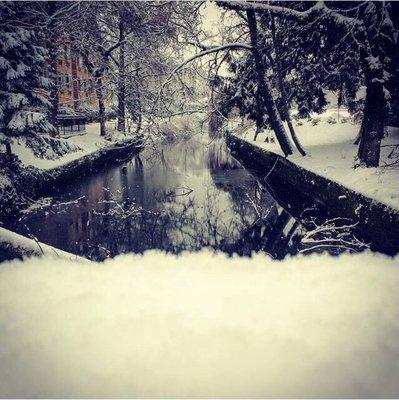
[162,42,252,88]
[218,1,364,29]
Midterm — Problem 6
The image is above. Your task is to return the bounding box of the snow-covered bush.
[340,116,349,124]
[25,135,81,160]
[309,116,321,126]
[0,153,43,221]
[326,115,337,124]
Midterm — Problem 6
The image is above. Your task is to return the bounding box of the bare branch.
[161,42,252,89]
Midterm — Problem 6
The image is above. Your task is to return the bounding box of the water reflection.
[9,136,367,260]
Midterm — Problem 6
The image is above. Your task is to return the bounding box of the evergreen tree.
[219,0,399,167]
[0,2,53,155]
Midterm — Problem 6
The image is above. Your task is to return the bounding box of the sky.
[201,0,221,36]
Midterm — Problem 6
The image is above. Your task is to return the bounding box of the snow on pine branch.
[8,111,49,133]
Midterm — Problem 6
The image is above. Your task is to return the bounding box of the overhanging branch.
[162,42,252,89]
[217,1,364,28]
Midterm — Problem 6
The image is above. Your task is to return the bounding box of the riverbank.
[8,121,126,170]
[229,111,399,211]
[226,132,399,256]
[0,122,141,222]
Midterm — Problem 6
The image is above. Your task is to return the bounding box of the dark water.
[8,135,367,260]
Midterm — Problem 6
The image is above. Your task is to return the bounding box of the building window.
[57,75,73,90]
[64,45,71,61]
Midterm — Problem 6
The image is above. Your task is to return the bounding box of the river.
[8,135,367,260]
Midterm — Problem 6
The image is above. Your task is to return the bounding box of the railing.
[57,114,86,136]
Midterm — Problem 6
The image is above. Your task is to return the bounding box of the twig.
[23,224,44,256]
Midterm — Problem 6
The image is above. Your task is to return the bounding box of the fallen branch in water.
[300,217,369,254]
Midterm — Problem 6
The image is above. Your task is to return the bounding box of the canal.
[7,135,367,260]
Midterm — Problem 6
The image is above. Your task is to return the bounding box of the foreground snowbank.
[0,251,399,397]
[231,110,399,211]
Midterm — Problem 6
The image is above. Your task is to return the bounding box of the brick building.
[55,39,98,112]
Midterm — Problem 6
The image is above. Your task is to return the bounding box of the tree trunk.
[5,141,11,155]
[353,119,363,145]
[253,115,262,141]
[246,10,293,157]
[45,2,60,137]
[117,17,126,133]
[356,4,388,168]
[270,14,306,156]
[357,63,387,167]
[95,76,107,137]
[135,113,142,138]
[47,41,59,137]
[134,65,142,138]
[286,116,306,156]
[81,51,107,137]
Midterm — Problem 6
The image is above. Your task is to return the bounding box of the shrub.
[25,135,81,160]
[340,116,349,124]
[310,117,321,126]
[327,116,337,124]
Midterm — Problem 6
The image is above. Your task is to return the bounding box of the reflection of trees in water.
[206,139,302,258]
[213,174,302,258]
[207,140,242,171]
[86,187,256,260]
[208,112,226,139]
[207,144,367,258]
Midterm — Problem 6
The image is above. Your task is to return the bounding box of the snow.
[8,110,47,131]
[8,121,126,170]
[0,56,10,69]
[0,174,11,189]
[7,93,27,108]
[6,62,28,80]
[0,251,398,397]
[0,227,89,263]
[232,109,399,211]
[0,32,20,52]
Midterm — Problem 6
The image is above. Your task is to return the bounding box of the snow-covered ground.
[0,227,89,262]
[7,121,127,170]
[231,110,399,211]
[0,251,398,397]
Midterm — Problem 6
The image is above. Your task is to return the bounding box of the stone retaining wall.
[226,133,399,256]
